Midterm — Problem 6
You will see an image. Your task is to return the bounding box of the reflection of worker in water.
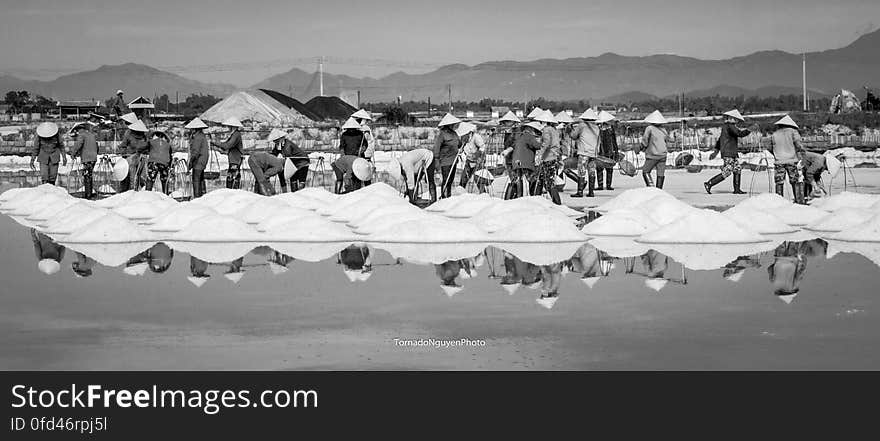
[71,252,95,278]
[224,257,245,283]
[623,250,671,291]
[536,262,564,309]
[31,229,65,275]
[435,260,464,297]
[767,239,827,303]
[267,250,295,274]
[722,255,761,283]
[188,255,210,287]
[338,245,372,282]
[148,243,174,274]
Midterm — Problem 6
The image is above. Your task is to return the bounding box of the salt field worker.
[509,121,544,199]
[185,118,209,198]
[769,115,806,204]
[332,155,372,194]
[704,109,754,195]
[31,229,65,276]
[387,148,436,203]
[111,90,129,118]
[29,122,66,186]
[212,117,244,189]
[456,122,486,192]
[433,113,462,198]
[435,261,464,297]
[498,112,521,199]
[117,120,149,191]
[247,151,288,196]
[767,242,808,304]
[351,109,375,152]
[596,111,619,191]
[800,151,840,201]
[145,130,173,194]
[639,110,672,189]
[268,129,310,192]
[70,123,98,199]
[535,111,562,205]
[570,109,600,197]
[339,117,367,157]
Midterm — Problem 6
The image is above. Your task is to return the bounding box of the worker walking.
[70,123,98,199]
[433,113,462,198]
[534,110,562,205]
[769,115,805,204]
[704,109,753,195]
[499,112,521,200]
[186,118,209,198]
[388,148,436,204]
[247,151,288,196]
[30,122,66,186]
[111,90,129,118]
[145,130,173,194]
[268,129,310,192]
[595,111,619,191]
[639,110,671,189]
[508,121,544,199]
[212,117,244,189]
[570,109,600,197]
[117,120,149,191]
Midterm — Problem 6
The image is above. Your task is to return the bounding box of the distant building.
[56,100,101,118]
[128,96,155,121]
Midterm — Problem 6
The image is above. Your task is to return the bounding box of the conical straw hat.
[267,128,287,143]
[128,120,148,132]
[824,153,842,177]
[579,108,599,120]
[352,158,374,181]
[268,262,288,275]
[341,117,362,130]
[535,110,557,124]
[774,115,799,129]
[536,296,559,309]
[187,275,209,288]
[343,269,360,282]
[351,109,373,120]
[184,117,208,129]
[597,111,616,124]
[36,122,59,138]
[113,158,129,180]
[224,271,244,284]
[777,293,797,304]
[222,117,243,128]
[121,112,139,125]
[499,111,520,123]
[440,284,463,297]
[283,158,297,180]
[455,122,476,137]
[645,277,668,292]
[554,111,574,124]
[526,107,544,119]
[643,110,667,125]
[438,113,462,127]
[524,121,544,132]
[723,109,745,121]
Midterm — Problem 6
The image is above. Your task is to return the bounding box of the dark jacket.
[216,130,243,165]
[273,139,310,168]
[801,151,826,176]
[188,132,209,170]
[716,122,750,158]
[119,131,149,155]
[598,125,619,160]
[339,129,367,157]
[32,229,65,261]
[248,151,284,175]
[148,137,172,165]
[503,126,521,165]
[512,129,542,171]
[432,127,461,167]
[71,131,99,163]
[31,134,64,164]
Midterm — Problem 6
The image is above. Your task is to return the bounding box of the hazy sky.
[1,0,877,86]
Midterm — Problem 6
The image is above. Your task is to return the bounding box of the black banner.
[1,372,874,438]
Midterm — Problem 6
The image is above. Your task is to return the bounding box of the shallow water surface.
[1,204,880,370]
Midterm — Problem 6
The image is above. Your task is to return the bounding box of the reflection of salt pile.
[826,240,880,268]
[370,217,489,243]
[805,208,875,232]
[639,209,766,244]
[650,242,776,271]
[829,213,880,242]
[734,192,791,211]
[588,237,649,257]
[64,212,154,243]
[811,191,879,211]
[582,209,659,237]
[766,204,828,227]
[493,212,585,243]
[496,242,585,266]
[147,203,218,232]
[268,241,350,262]
[172,215,265,242]
[372,242,487,265]
[44,204,110,235]
[723,205,798,235]
[594,187,670,212]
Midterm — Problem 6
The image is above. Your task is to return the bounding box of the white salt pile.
[318,194,394,219]
[209,193,266,216]
[113,199,178,221]
[25,198,82,222]
[92,191,136,209]
[354,211,433,235]
[329,196,409,223]
[337,182,400,205]
[650,242,776,271]
[171,215,265,242]
[442,197,501,218]
[265,216,356,242]
[271,192,328,211]
[425,193,488,213]
[467,207,547,234]
[594,187,672,212]
[829,213,880,242]
[64,212,153,243]
[370,217,489,243]
[233,198,296,224]
[5,191,71,217]
[0,184,68,209]
[147,203,219,232]
[588,237,650,258]
[638,209,766,244]
[638,195,698,226]
[292,187,338,204]
[765,204,829,226]
[517,196,584,217]
[734,192,792,211]
[347,203,422,230]
[582,209,659,237]
[811,191,879,212]
[723,206,798,235]
[255,209,322,233]
[805,208,876,233]
[44,205,110,235]
[493,212,585,243]
[64,242,154,268]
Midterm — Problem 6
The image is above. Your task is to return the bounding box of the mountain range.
[2,29,878,104]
